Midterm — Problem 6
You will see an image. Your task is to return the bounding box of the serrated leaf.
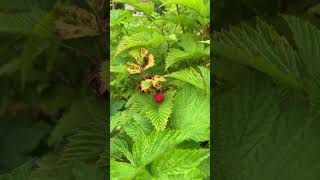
[165,38,209,70]
[213,18,303,91]
[131,130,186,167]
[171,85,209,141]
[129,91,175,131]
[150,149,209,179]
[166,67,204,90]
[110,160,137,180]
[162,0,210,17]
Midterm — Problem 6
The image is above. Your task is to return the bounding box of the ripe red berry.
[154,93,164,104]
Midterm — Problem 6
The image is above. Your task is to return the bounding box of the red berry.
[154,93,164,104]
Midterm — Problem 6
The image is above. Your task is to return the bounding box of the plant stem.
[176,5,185,33]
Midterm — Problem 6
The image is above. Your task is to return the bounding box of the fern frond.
[128,91,175,131]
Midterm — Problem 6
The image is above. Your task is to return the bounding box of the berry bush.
[110,0,211,179]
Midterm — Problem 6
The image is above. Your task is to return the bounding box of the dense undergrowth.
[110,0,210,179]
[213,0,320,179]
[0,0,108,179]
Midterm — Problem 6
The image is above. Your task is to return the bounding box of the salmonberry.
[154,93,164,104]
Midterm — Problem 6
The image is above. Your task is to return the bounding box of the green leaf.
[58,121,107,166]
[129,91,175,131]
[115,33,165,57]
[213,18,303,91]
[150,149,209,179]
[165,38,209,70]
[283,15,320,87]
[212,41,302,91]
[130,130,186,167]
[162,0,210,17]
[122,114,154,140]
[110,64,127,73]
[110,160,137,180]
[166,66,208,92]
[171,85,209,141]
[0,10,54,38]
[214,69,320,179]
[48,97,106,146]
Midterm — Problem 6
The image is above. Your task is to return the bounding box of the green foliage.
[165,38,210,70]
[0,0,108,179]
[111,0,210,179]
[213,9,320,180]
[128,91,175,131]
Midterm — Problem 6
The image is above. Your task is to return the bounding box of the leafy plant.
[0,0,108,179]
[213,11,320,180]
[110,0,210,179]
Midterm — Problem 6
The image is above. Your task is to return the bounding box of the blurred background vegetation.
[0,0,108,179]
[213,0,320,179]
[214,0,319,29]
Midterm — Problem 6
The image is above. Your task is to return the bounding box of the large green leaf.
[214,69,320,180]
[166,66,209,93]
[129,130,186,167]
[150,149,209,179]
[165,38,209,70]
[283,15,320,87]
[170,85,209,142]
[213,18,303,91]
[212,41,303,91]
[128,91,175,131]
